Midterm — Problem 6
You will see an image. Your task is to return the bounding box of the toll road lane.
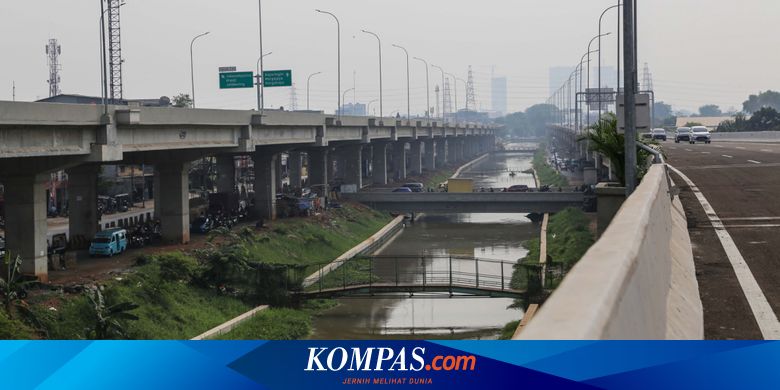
[665,142,780,339]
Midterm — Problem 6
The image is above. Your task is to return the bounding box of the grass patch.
[533,148,569,187]
[0,310,37,339]
[425,168,456,189]
[216,299,338,340]
[498,320,520,340]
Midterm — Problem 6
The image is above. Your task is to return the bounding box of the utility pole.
[623,0,637,195]
[107,0,124,101]
[12,81,15,101]
[465,66,477,113]
[289,83,299,111]
[46,39,62,97]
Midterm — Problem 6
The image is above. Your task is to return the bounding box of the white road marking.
[721,217,780,221]
[748,160,762,164]
[723,224,780,228]
[669,147,677,150]
[669,164,780,339]
[722,155,733,158]
[736,146,747,150]
[715,145,724,148]
[685,148,693,152]
[761,149,772,152]
[701,152,711,154]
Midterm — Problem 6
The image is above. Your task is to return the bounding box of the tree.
[85,286,139,339]
[748,107,780,131]
[525,104,559,137]
[172,93,193,108]
[698,104,722,117]
[0,254,34,318]
[743,90,780,113]
[684,122,703,127]
[653,101,673,123]
[498,111,531,137]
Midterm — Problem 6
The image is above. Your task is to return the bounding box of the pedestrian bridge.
[293,255,535,299]
[341,192,585,214]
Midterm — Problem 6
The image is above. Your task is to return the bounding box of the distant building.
[675,116,733,132]
[549,66,575,96]
[491,76,508,115]
[338,103,367,116]
[36,94,171,107]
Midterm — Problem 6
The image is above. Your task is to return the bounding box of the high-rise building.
[491,76,507,115]
[549,66,575,96]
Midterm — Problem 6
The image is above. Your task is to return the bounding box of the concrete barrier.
[517,165,703,339]
[451,153,489,179]
[711,131,780,142]
[191,305,269,340]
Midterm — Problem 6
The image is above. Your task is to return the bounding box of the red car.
[503,185,530,193]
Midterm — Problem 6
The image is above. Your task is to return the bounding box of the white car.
[690,126,711,144]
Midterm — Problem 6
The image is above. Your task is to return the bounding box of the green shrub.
[157,252,200,282]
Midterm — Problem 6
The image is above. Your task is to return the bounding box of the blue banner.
[0,341,778,389]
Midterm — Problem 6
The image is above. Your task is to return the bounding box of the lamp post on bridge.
[413,57,431,120]
[316,9,341,119]
[255,51,273,111]
[341,87,355,116]
[392,44,410,120]
[587,32,611,127]
[361,30,383,118]
[189,31,210,108]
[306,71,322,111]
[599,3,622,120]
[431,64,445,120]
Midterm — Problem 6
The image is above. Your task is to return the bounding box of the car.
[651,128,667,141]
[402,182,425,192]
[392,187,413,193]
[503,184,530,193]
[675,127,692,143]
[0,235,5,258]
[190,216,214,234]
[88,229,128,257]
[690,126,712,144]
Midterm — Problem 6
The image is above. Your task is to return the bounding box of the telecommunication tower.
[443,78,452,116]
[465,66,477,111]
[107,0,124,100]
[289,83,299,111]
[45,39,62,97]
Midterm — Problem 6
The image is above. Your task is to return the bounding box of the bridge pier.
[215,155,235,193]
[288,151,302,190]
[253,151,278,220]
[155,162,191,244]
[392,141,407,181]
[409,141,423,176]
[424,139,436,172]
[340,144,363,190]
[2,173,49,281]
[306,147,328,196]
[435,139,448,167]
[67,164,100,242]
[372,142,389,185]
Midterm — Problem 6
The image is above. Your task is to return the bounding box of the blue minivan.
[89,229,128,257]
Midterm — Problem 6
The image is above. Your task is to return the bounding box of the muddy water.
[309,151,538,339]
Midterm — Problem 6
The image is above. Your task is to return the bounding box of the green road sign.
[262,70,292,87]
[219,71,254,89]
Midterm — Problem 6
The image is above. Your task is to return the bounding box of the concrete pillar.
[341,144,363,190]
[435,139,448,167]
[253,151,277,220]
[372,142,389,185]
[424,139,436,172]
[67,164,100,242]
[409,141,423,176]
[392,142,407,181]
[155,162,191,244]
[152,170,161,219]
[3,174,48,281]
[288,151,302,189]
[307,148,328,196]
[455,138,464,161]
[215,155,235,193]
[275,154,285,192]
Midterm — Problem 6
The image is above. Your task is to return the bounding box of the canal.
[309,151,539,339]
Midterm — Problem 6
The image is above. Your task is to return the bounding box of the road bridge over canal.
[341,192,585,214]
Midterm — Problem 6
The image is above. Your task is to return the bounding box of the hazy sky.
[0,0,778,114]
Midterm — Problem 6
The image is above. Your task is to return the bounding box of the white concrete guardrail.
[517,164,703,339]
[710,131,780,142]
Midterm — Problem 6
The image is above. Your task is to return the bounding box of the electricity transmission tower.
[46,39,62,97]
[289,83,299,111]
[107,0,124,100]
[465,66,477,112]
[641,63,654,92]
[443,78,453,116]
[434,85,440,119]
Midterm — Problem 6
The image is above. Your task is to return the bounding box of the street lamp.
[392,44,410,120]
[307,71,323,110]
[362,30,383,118]
[599,3,622,119]
[189,31,210,108]
[576,50,598,131]
[412,57,430,120]
[342,87,355,115]
[256,51,272,110]
[367,99,378,116]
[587,32,611,126]
[431,64,445,120]
[316,9,341,118]
[258,0,265,114]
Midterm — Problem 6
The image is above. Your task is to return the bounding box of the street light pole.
[431,65,445,120]
[342,87,355,115]
[587,33,610,127]
[624,0,637,194]
[367,99,378,116]
[256,51,272,111]
[413,57,430,120]
[189,31,210,108]
[306,71,323,110]
[258,0,264,114]
[599,4,621,120]
[392,44,410,120]
[316,10,340,118]
[362,30,383,118]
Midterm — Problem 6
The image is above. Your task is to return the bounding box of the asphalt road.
[665,140,780,339]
